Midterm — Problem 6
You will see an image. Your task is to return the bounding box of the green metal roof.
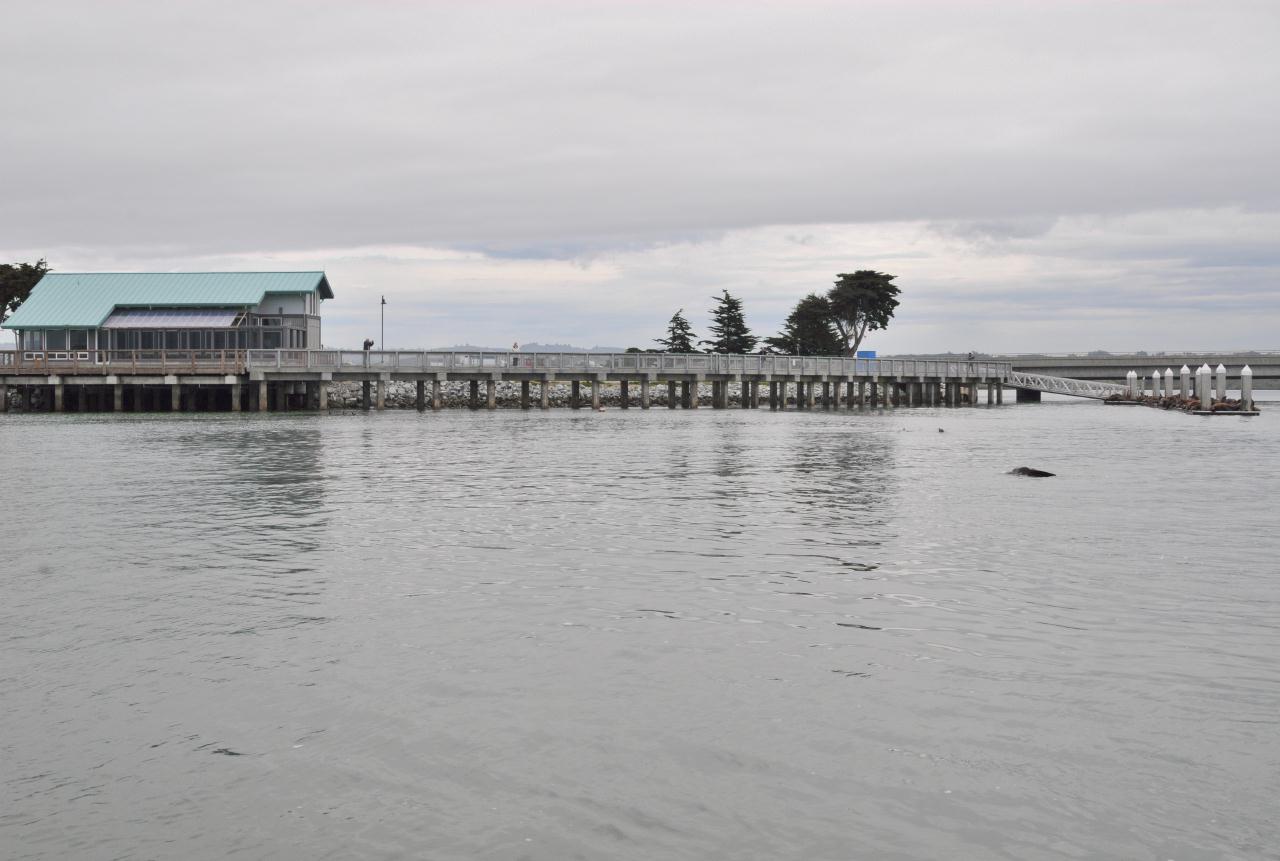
[2,271,334,329]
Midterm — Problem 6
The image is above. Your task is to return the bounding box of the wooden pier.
[0,350,1012,412]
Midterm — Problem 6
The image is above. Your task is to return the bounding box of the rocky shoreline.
[325,380,732,409]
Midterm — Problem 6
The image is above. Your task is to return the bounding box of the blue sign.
[856,350,877,359]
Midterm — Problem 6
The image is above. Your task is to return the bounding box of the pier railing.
[0,349,247,375]
[243,350,1011,378]
[1,349,1013,379]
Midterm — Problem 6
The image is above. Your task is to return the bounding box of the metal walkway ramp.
[1007,370,1126,400]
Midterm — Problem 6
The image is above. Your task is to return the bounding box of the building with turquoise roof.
[3,271,333,355]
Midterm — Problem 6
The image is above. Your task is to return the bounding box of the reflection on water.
[2,405,1279,860]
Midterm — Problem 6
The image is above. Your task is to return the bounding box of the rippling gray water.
[2,400,1278,860]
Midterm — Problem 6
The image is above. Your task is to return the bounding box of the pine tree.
[764,293,842,355]
[655,308,698,353]
[700,290,757,353]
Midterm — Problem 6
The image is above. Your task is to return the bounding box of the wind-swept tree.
[0,259,49,326]
[655,308,698,353]
[765,293,842,355]
[700,290,757,354]
[826,270,901,356]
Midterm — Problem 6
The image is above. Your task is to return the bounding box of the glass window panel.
[47,329,67,350]
[68,330,88,350]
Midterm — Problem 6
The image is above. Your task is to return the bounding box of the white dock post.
[1126,370,1137,399]
[1241,365,1254,411]
[1150,371,1161,399]
[1163,368,1174,398]
[1214,363,1227,401]
[1198,364,1212,410]
[1179,365,1190,399]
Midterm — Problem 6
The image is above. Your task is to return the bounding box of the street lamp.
[380,295,386,349]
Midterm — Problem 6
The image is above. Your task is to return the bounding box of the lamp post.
[381,295,386,349]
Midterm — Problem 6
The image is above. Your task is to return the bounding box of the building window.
[68,330,88,350]
[47,329,67,350]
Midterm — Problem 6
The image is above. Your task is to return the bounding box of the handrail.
[0,350,246,375]
[244,350,1011,379]
[0,348,1014,380]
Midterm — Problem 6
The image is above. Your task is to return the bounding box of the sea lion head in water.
[1008,466,1055,478]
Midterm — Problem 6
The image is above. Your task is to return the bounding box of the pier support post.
[376,379,386,411]
[667,380,677,409]
[711,380,722,409]
[469,380,480,410]
[868,380,878,408]
[432,378,443,411]
[769,381,778,411]
[571,380,581,409]
[995,382,1003,405]
[591,378,601,410]
[520,379,530,410]
[539,377,551,410]
[805,382,816,410]
[0,382,6,413]
[318,383,328,411]
[680,381,690,409]
[361,380,371,411]
[620,379,630,408]
[690,379,700,409]
[259,380,270,412]
[486,379,496,410]
[230,384,241,413]
[53,380,64,413]
[113,383,124,412]
[417,380,426,412]
[640,378,650,409]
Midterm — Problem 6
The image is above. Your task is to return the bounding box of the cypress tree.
[655,308,699,353]
[700,290,757,353]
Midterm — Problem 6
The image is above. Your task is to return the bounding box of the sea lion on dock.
[1008,467,1055,478]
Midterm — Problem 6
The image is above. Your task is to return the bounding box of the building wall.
[254,293,308,315]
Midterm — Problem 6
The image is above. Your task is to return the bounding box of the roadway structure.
[1000,352,1279,389]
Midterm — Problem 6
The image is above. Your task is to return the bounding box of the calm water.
[2,400,1278,860]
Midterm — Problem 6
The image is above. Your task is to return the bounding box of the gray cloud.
[2,1,1277,256]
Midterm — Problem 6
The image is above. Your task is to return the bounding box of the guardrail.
[0,349,1014,380]
[243,350,1011,379]
[0,350,246,374]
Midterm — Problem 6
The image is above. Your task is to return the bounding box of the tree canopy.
[764,293,842,355]
[655,308,699,353]
[827,270,900,356]
[0,259,49,326]
[700,290,757,354]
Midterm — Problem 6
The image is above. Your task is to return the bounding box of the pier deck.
[1,350,1012,412]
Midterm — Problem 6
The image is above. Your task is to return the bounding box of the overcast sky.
[2,1,1277,352]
